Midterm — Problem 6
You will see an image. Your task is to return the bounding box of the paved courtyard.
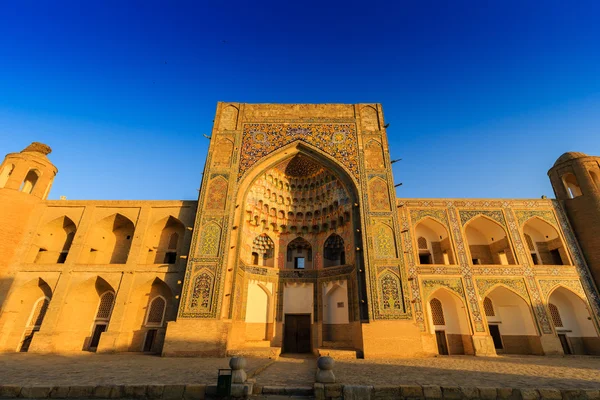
[0,353,599,389]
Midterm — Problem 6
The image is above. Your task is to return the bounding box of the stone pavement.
[0,353,600,390]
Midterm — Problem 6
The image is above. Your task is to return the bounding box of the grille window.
[430,298,445,325]
[96,292,115,320]
[418,237,428,250]
[483,297,495,317]
[146,297,166,326]
[549,303,563,327]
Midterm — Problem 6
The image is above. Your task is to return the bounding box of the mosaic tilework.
[205,176,228,210]
[409,209,449,225]
[198,223,221,257]
[212,138,234,168]
[421,277,465,302]
[475,278,529,302]
[364,140,385,170]
[459,210,506,227]
[373,223,397,259]
[239,123,358,180]
[538,279,586,301]
[368,178,391,211]
[514,209,558,227]
[380,273,403,311]
[190,272,213,309]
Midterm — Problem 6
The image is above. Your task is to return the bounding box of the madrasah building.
[0,103,599,359]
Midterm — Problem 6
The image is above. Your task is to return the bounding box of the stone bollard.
[229,356,247,383]
[316,356,335,383]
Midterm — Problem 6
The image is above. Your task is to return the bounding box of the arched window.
[548,303,563,328]
[562,173,582,198]
[415,218,454,265]
[324,234,345,267]
[96,291,115,321]
[287,237,312,269]
[0,163,14,188]
[20,169,40,194]
[145,296,166,327]
[483,297,495,317]
[417,237,428,250]
[430,298,445,325]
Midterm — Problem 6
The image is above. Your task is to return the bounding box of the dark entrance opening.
[283,314,311,353]
[435,330,448,355]
[489,324,503,349]
[143,329,157,352]
[89,324,107,351]
[558,333,572,354]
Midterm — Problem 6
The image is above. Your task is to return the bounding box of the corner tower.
[548,152,600,288]
[0,142,57,271]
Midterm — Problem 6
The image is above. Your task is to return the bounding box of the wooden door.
[284,314,312,353]
[435,330,449,355]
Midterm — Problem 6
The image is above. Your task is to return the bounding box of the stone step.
[245,340,273,348]
[227,346,282,359]
[317,347,357,359]
[322,340,353,348]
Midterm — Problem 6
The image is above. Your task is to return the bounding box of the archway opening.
[83,214,135,264]
[20,169,39,194]
[251,234,275,267]
[427,289,472,355]
[414,218,454,265]
[484,286,539,354]
[0,163,14,188]
[465,216,515,265]
[548,287,599,355]
[523,218,569,265]
[324,234,345,267]
[562,173,582,198]
[31,216,77,264]
[145,216,185,264]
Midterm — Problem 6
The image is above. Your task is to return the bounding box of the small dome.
[21,142,52,156]
[554,152,588,166]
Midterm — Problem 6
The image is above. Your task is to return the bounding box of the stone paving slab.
[334,355,600,389]
[0,353,271,386]
[253,355,316,386]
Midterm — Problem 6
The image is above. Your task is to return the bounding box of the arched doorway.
[414,218,454,265]
[548,287,599,355]
[483,286,540,354]
[522,218,569,265]
[427,289,472,355]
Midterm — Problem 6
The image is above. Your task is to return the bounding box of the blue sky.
[0,1,598,200]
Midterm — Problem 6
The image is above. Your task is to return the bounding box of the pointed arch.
[364,139,384,170]
[547,286,599,355]
[522,216,569,265]
[205,176,229,210]
[368,177,391,211]
[287,236,312,269]
[212,137,235,168]
[0,163,14,188]
[415,217,454,265]
[190,270,214,310]
[244,280,272,340]
[562,173,582,198]
[373,223,397,259]
[145,215,185,264]
[464,215,515,265]
[20,169,40,194]
[324,233,345,267]
[84,213,135,264]
[361,105,380,131]
[379,272,402,311]
[199,222,221,257]
[219,105,239,130]
[426,287,472,355]
[251,233,275,267]
[31,216,77,264]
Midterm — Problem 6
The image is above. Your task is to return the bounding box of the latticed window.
[549,303,563,327]
[524,234,535,251]
[29,297,50,328]
[418,237,428,250]
[430,298,445,325]
[96,292,115,320]
[483,297,495,317]
[146,297,166,326]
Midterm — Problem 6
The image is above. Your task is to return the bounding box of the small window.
[294,257,305,269]
[337,302,344,308]
[164,252,177,264]
[20,169,40,194]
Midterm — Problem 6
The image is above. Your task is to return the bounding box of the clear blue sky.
[1,1,598,200]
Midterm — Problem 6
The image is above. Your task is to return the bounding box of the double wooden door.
[284,314,311,353]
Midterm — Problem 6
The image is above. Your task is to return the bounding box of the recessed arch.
[83,213,135,264]
[324,233,345,267]
[31,216,77,264]
[427,288,472,355]
[484,286,540,355]
[548,286,599,355]
[251,233,275,267]
[361,105,380,131]
[364,140,384,170]
[0,163,14,188]
[414,217,454,265]
[287,237,312,269]
[523,217,569,265]
[465,215,515,265]
[20,169,40,194]
[562,173,582,198]
[145,216,185,264]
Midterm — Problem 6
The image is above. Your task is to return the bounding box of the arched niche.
[30,216,77,264]
[251,234,275,267]
[219,105,239,131]
[414,218,454,265]
[0,163,14,188]
[20,169,40,194]
[323,233,345,267]
[484,286,539,354]
[83,214,135,264]
[465,216,515,265]
[562,173,582,198]
[286,237,312,269]
[244,281,273,341]
[145,216,185,264]
[548,286,599,355]
[427,288,472,355]
[523,218,569,265]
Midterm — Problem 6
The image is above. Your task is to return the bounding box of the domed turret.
[548,150,600,288]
